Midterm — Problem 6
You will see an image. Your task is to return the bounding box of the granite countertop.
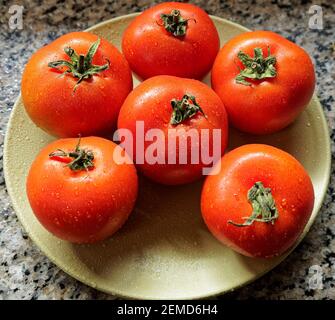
[0,0,334,300]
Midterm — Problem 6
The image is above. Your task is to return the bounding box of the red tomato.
[122,2,219,80]
[201,144,314,258]
[211,31,315,134]
[22,32,133,138]
[117,75,228,185]
[26,137,138,243]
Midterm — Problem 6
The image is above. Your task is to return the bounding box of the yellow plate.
[4,14,331,300]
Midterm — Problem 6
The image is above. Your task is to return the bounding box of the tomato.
[201,144,314,258]
[117,75,228,185]
[122,2,219,80]
[211,31,315,135]
[22,32,133,138]
[26,137,138,243]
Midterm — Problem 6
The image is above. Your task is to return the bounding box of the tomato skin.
[117,75,228,185]
[211,31,315,135]
[26,137,138,243]
[122,2,219,80]
[22,32,133,138]
[201,144,314,258]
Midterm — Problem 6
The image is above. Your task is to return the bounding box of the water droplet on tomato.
[281,198,287,207]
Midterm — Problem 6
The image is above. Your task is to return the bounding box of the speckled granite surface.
[0,0,334,300]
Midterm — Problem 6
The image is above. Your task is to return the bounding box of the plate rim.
[3,13,332,300]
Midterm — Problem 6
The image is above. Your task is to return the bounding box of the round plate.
[4,14,331,300]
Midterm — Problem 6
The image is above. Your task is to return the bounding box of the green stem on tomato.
[48,38,109,92]
[228,181,279,227]
[235,47,277,86]
[160,9,192,37]
[170,94,207,125]
[49,137,94,172]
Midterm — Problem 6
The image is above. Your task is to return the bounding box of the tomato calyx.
[228,181,279,227]
[159,9,193,37]
[235,47,277,86]
[170,94,207,125]
[49,137,94,171]
[48,38,110,92]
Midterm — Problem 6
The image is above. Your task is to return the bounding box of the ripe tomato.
[201,144,314,258]
[26,137,138,243]
[22,32,133,138]
[122,2,219,80]
[211,31,315,135]
[117,75,228,185]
